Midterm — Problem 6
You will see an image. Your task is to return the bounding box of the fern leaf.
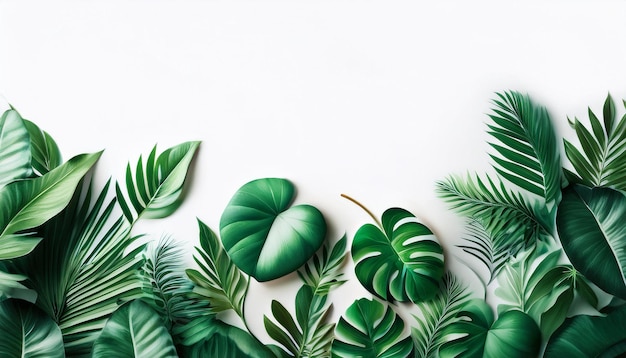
[457,220,510,284]
[297,235,348,296]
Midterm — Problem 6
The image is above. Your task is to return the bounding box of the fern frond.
[457,220,510,284]
[297,235,348,297]
[487,91,562,204]
[412,272,472,358]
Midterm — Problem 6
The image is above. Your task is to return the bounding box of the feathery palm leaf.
[457,220,510,284]
[564,94,626,190]
[487,91,561,204]
[298,235,347,297]
[412,272,472,358]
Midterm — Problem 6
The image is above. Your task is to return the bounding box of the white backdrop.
[2,0,626,342]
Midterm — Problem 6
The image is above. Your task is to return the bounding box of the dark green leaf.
[23,118,61,175]
[0,109,31,188]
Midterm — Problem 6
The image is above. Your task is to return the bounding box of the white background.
[2,0,626,343]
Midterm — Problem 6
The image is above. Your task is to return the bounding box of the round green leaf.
[351,207,444,303]
[557,184,626,298]
[220,178,326,281]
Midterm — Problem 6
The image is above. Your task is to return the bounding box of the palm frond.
[564,94,626,190]
[412,272,472,358]
[487,91,561,204]
[297,235,347,297]
[456,220,510,284]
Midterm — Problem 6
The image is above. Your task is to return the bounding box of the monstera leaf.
[92,300,177,358]
[351,207,444,303]
[0,109,31,188]
[23,119,62,175]
[220,178,327,282]
[331,298,413,358]
[0,299,65,357]
[557,184,626,298]
[439,300,541,358]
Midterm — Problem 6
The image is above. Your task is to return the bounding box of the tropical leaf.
[23,119,61,176]
[456,220,508,284]
[564,94,626,190]
[487,91,561,203]
[219,178,327,282]
[116,141,200,223]
[0,299,65,358]
[92,300,177,358]
[331,298,413,358]
[0,268,36,302]
[186,219,248,317]
[439,300,541,358]
[412,272,472,358]
[557,184,626,298]
[0,151,101,260]
[298,235,347,296]
[0,109,31,188]
[351,207,444,303]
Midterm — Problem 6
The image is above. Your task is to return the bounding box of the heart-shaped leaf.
[220,178,327,281]
[439,300,541,358]
[351,207,444,303]
[557,184,626,298]
[0,109,31,188]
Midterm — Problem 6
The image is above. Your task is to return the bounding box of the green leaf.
[186,219,248,317]
[557,184,626,298]
[220,178,327,282]
[298,235,348,296]
[0,151,101,259]
[0,109,31,188]
[0,299,65,358]
[92,300,177,358]
[456,220,508,284]
[487,91,561,203]
[412,272,472,358]
[439,300,541,358]
[331,298,413,358]
[352,207,444,303]
[0,268,36,302]
[544,306,626,357]
[116,141,200,222]
[23,119,62,175]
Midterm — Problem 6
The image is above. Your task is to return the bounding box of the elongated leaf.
[186,219,248,317]
[0,151,101,259]
[557,184,626,298]
[0,299,65,357]
[23,119,61,175]
[544,306,626,357]
[487,91,561,203]
[439,300,541,358]
[456,220,508,284]
[352,207,444,303]
[298,235,348,296]
[0,268,36,302]
[116,141,199,222]
[220,178,327,281]
[92,300,177,358]
[0,109,31,188]
[331,298,413,358]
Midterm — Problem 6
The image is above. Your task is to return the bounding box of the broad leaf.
[92,300,177,358]
[116,141,200,222]
[0,299,65,357]
[557,184,626,298]
[439,300,541,358]
[331,298,413,358]
[298,235,348,296]
[23,118,62,175]
[220,178,327,281]
[0,109,31,188]
[0,151,102,259]
[351,207,444,303]
[544,306,626,357]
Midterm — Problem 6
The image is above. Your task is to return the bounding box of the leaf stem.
[340,194,382,228]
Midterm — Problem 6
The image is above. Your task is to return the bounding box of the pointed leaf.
[0,109,31,188]
[23,119,61,175]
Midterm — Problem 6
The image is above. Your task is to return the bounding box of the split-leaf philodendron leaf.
[351,207,444,303]
[220,178,327,281]
[0,109,31,189]
[557,184,626,298]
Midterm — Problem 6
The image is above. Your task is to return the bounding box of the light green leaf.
[0,151,101,259]
[23,119,61,175]
[331,298,413,358]
[0,299,65,358]
[0,268,36,302]
[116,141,200,222]
[439,300,541,358]
[92,300,177,358]
[298,235,348,296]
[544,306,626,357]
[0,109,31,188]
[351,207,444,303]
[220,178,327,282]
[557,184,626,298]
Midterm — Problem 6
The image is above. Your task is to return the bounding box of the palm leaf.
[23,118,62,175]
[0,109,31,188]
[487,91,561,204]
[298,235,347,297]
[412,272,472,358]
[456,220,509,284]
[564,94,626,190]
[116,141,200,223]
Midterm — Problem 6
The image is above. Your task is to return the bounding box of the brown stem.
[341,193,382,228]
